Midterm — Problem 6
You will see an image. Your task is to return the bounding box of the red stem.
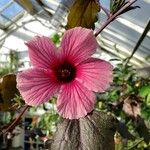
[1,105,29,135]
[94,0,137,37]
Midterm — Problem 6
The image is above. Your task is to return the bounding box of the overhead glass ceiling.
[0,0,24,28]
[97,0,150,67]
[0,0,149,69]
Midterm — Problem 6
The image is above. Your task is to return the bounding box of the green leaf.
[51,34,60,44]
[147,93,150,104]
[139,85,150,97]
[110,0,125,14]
[66,0,100,29]
[110,90,120,101]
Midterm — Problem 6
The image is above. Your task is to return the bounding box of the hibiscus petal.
[57,80,96,119]
[60,27,97,65]
[76,58,113,92]
[17,68,60,106]
[26,36,58,69]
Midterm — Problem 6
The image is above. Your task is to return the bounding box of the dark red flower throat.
[54,61,76,83]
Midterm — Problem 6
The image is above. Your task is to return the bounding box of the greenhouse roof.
[0,0,149,68]
[0,0,24,29]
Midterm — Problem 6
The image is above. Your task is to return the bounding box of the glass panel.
[0,0,11,8]
[42,0,60,10]
[0,15,7,24]
[1,2,24,19]
[100,0,109,9]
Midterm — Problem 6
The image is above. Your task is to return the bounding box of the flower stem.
[125,20,150,66]
[1,105,29,135]
[94,0,137,37]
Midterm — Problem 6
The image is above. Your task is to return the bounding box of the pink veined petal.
[60,27,98,65]
[26,36,58,69]
[57,80,96,119]
[76,58,113,92]
[17,68,60,106]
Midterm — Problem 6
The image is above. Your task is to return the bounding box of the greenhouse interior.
[0,0,150,150]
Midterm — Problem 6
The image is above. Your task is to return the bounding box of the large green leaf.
[66,0,100,29]
[139,85,150,97]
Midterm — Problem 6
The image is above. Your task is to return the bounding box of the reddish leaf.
[66,0,100,29]
[50,110,117,150]
[136,116,150,144]
[0,74,20,111]
[123,95,142,118]
[116,121,134,140]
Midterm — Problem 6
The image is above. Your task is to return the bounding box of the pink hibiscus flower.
[17,27,113,119]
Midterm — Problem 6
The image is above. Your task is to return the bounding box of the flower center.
[55,62,76,83]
